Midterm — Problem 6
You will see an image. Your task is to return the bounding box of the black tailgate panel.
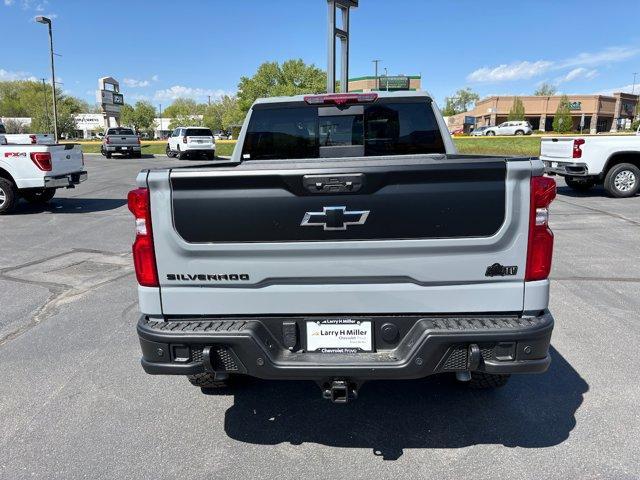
[170,161,507,243]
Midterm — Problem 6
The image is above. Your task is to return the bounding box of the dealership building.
[447,92,638,134]
[348,75,421,92]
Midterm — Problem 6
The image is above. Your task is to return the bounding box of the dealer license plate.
[306,319,373,353]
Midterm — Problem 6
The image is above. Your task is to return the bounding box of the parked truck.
[0,142,86,214]
[542,134,640,197]
[101,127,142,158]
[0,122,55,145]
[130,91,556,402]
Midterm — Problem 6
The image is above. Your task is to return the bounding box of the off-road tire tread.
[187,372,228,389]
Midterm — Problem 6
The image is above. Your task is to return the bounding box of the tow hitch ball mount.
[321,380,358,404]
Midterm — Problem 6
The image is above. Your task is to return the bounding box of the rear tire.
[468,372,510,389]
[22,188,56,204]
[165,145,174,158]
[206,151,216,160]
[486,131,495,136]
[0,178,17,215]
[177,147,187,160]
[565,177,596,192]
[187,372,228,390]
[604,163,640,198]
[515,130,524,136]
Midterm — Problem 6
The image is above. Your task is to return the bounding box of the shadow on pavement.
[556,185,615,198]
[11,197,127,214]
[222,347,587,460]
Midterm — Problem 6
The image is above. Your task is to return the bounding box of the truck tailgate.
[49,144,84,176]
[540,137,576,160]
[146,156,533,315]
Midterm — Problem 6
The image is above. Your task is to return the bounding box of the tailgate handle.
[302,174,364,194]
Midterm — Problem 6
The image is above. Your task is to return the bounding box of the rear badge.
[301,206,370,231]
[485,263,518,277]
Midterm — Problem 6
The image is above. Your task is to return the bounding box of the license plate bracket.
[306,319,373,353]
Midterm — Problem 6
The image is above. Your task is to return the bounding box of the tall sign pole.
[327,0,358,93]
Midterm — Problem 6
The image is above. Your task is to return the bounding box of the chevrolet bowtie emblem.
[300,206,370,231]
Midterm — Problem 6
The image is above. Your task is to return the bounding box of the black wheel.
[604,163,640,198]
[206,151,216,160]
[0,177,17,214]
[468,372,510,389]
[486,131,495,136]
[565,177,596,192]
[165,145,174,158]
[22,188,56,204]
[105,151,112,159]
[187,372,229,390]
[515,130,524,136]
[133,152,142,159]
[177,147,187,160]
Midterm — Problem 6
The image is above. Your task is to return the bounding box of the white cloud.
[123,75,159,88]
[467,61,553,82]
[0,68,38,82]
[153,85,230,101]
[467,46,639,83]
[597,84,638,96]
[4,0,16,6]
[557,67,598,84]
[560,46,640,69]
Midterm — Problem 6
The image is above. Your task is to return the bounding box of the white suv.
[485,121,533,136]
[166,127,216,160]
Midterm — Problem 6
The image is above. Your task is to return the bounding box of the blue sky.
[1,0,639,109]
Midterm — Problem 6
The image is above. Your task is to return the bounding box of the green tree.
[237,59,326,112]
[163,98,205,129]
[121,101,156,134]
[534,83,557,96]
[508,96,525,121]
[553,95,573,133]
[442,88,480,116]
[202,95,245,132]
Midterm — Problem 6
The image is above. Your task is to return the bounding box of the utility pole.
[372,59,381,90]
[632,72,638,95]
[41,78,50,133]
[208,95,211,106]
[36,16,58,142]
[327,0,358,93]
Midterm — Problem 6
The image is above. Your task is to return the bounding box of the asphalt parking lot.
[1,154,639,479]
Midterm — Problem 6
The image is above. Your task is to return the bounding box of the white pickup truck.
[0,123,55,145]
[541,134,640,197]
[0,142,87,214]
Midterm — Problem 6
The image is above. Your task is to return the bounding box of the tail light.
[136,136,141,145]
[106,136,111,144]
[182,136,187,144]
[526,176,556,281]
[127,188,159,287]
[304,93,378,106]
[29,134,37,144]
[572,138,585,159]
[30,152,52,171]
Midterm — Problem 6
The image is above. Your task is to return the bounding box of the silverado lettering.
[166,273,250,281]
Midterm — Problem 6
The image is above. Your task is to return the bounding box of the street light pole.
[36,16,58,142]
[372,59,381,90]
[632,72,638,95]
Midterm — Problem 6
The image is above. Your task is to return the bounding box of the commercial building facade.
[348,75,421,92]
[448,93,638,134]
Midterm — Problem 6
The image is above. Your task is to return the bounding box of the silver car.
[471,126,491,136]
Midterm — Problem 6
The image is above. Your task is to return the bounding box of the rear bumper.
[104,145,141,152]
[542,160,589,176]
[181,145,215,152]
[137,311,554,381]
[44,171,87,188]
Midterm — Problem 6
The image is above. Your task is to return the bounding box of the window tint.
[0,124,6,134]
[185,128,213,137]
[107,127,135,135]
[242,100,444,160]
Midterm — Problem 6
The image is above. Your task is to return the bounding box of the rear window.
[107,128,135,135]
[0,124,5,134]
[185,128,213,137]
[242,99,445,160]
